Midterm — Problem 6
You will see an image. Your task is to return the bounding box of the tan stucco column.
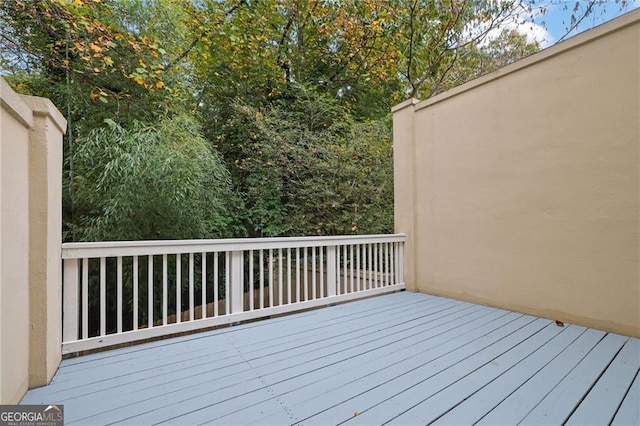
[392,98,419,291]
[21,95,66,388]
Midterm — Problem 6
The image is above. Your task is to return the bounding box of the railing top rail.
[62,234,406,259]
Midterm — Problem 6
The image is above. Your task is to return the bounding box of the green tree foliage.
[69,114,234,241]
[0,0,176,121]
[229,87,393,237]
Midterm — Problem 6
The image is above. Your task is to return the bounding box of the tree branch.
[166,0,247,70]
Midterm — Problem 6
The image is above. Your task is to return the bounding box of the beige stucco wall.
[0,78,66,403]
[0,80,32,404]
[393,10,640,337]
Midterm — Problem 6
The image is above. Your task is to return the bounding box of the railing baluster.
[380,243,384,285]
[363,244,367,290]
[382,243,386,286]
[162,254,167,326]
[148,255,153,328]
[268,249,273,308]
[287,248,292,304]
[296,248,300,303]
[214,252,219,317]
[202,252,207,319]
[100,257,106,336]
[361,244,366,290]
[371,244,375,289]
[381,243,385,287]
[380,243,387,287]
[349,245,354,294]
[344,244,349,294]
[391,242,396,284]
[249,249,254,311]
[399,242,404,283]
[81,258,88,339]
[337,245,343,295]
[344,244,348,294]
[376,243,380,288]
[133,255,138,330]
[339,245,344,295]
[278,249,283,306]
[117,256,123,332]
[379,244,382,287]
[386,243,391,286]
[225,252,230,315]
[356,245,361,292]
[259,249,264,309]
[379,243,383,288]
[303,248,308,301]
[366,244,370,290]
[319,246,324,298]
[312,247,317,300]
[340,245,345,295]
[334,245,340,296]
[176,254,181,324]
[189,253,194,321]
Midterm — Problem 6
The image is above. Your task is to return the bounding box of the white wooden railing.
[62,234,405,353]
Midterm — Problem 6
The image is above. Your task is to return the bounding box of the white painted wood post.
[230,250,244,313]
[399,243,405,284]
[327,246,337,297]
[62,258,79,342]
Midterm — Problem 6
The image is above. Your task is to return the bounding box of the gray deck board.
[612,372,639,425]
[566,338,639,425]
[21,291,640,425]
[519,332,630,425]
[453,327,606,425]
[71,297,463,424]
[108,299,477,424]
[421,324,587,425]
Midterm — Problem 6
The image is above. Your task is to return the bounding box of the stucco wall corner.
[22,94,65,388]
[392,99,419,291]
[0,79,33,129]
[19,95,67,135]
[391,97,420,113]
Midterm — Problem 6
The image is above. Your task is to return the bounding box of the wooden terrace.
[22,291,639,425]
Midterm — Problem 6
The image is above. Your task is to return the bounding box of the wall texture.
[393,10,639,337]
[0,78,66,403]
[0,79,31,405]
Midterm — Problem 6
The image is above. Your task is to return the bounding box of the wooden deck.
[22,291,639,425]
